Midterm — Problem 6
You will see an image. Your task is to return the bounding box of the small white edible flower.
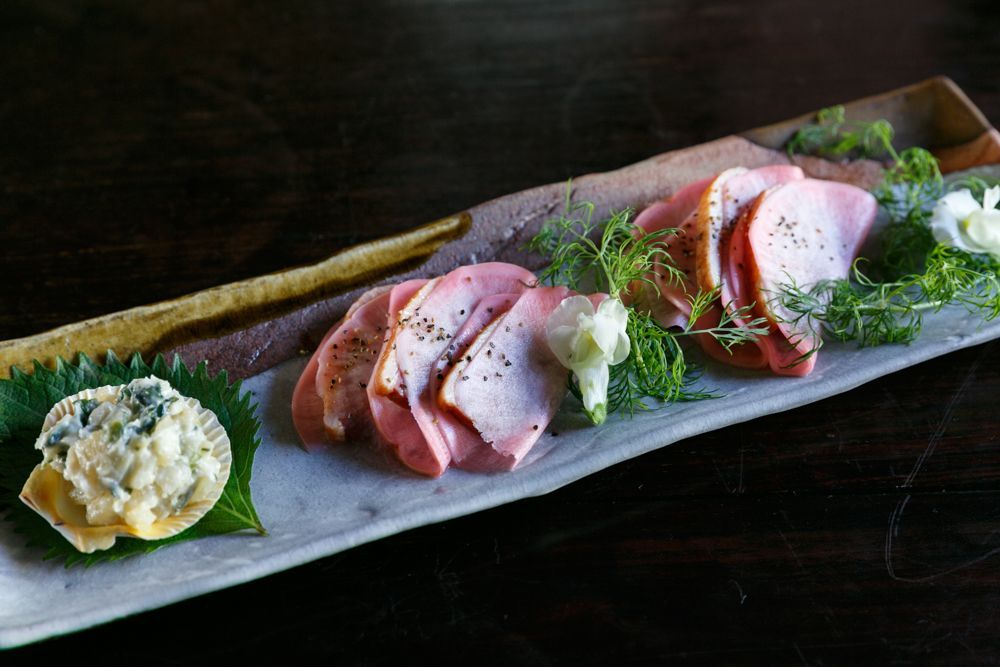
[930,186,1000,260]
[546,295,630,425]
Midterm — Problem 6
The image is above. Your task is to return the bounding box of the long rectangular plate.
[2,77,998,648]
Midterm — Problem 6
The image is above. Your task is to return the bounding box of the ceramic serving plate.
[2,77,998,648]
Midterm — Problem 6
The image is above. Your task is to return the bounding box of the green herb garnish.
[0,351,265,567]
[786,104,944,234]
[781,107,1000,353]
[683,286,771,349]
[527,195,683,297]
[778,247,1000,348]
[527,189,764,417]
[786,105,897,161]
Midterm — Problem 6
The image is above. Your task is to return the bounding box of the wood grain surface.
[4,0,1000,663]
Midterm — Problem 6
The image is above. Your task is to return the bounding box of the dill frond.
[680,287,770,350]
[786,105,897,161]
[527,187,763,416]
[776,248,1000,350]
[783,107,999,353]
[525,189,682,298]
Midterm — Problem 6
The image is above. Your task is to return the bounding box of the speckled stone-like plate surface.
[3,298,999,647]
[1,79,998,648]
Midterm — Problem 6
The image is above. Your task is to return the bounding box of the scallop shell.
[19,383,232,554]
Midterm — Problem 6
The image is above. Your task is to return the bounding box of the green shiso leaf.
[0,351,265,567]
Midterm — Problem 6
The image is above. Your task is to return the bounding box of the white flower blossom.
[930,186,1000,260]
[546,295,630,424]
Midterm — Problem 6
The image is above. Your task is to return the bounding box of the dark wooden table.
[4,1,1000,663]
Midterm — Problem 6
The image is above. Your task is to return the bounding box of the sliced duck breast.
[690,165,806,368]
[313,290,392,442]
[432,293,519,379]
[438,286,578,470]
[740,178,878,375]
[634,174,767,369]
[693,165,804,296]
[291,284,393,450]
[371,278,441,407]
[393,262,537,469]
[633,176,713,327]
[426,292,519,469]
[364,279,443,476]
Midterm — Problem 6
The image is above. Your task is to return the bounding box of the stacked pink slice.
[635,166,877,375]
[292,262,580,477]
[734,179,878,374]
[292,166,878,474]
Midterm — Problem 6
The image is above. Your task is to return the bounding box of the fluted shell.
[19,385,232,553]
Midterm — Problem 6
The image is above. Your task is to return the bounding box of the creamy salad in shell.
[35,377,223,530]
